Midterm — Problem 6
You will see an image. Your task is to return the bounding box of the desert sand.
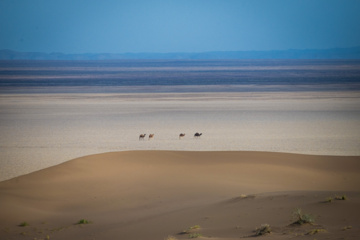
[1,91,360,239]
[1,91,360,181]
[1,151,360,240]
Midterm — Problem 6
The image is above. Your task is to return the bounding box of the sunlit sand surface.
[1,151,359,240]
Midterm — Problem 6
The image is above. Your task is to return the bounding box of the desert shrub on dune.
[182,225,201,234]
[180,225,202,238]
[255,223,272,236]
[324,195,347,203]
[77,219,92,224]
[188,225,200,230]
[335,195,347,200]
[292,208,315,225]
[342,225,352,231]
[188,233,202,238]
[307,228,326,235]
[18,221,29,227]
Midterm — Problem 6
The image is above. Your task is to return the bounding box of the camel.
[194,132,202,138]
[149,134,154,140]
[139,134,146,140]
[179,133,185,139]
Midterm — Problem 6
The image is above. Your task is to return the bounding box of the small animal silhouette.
[139,134,146,140]
[149,134,154,140]
[194,132,202,138]
[179,133,185,139]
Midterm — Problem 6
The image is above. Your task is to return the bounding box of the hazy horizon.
[2,45,360,54]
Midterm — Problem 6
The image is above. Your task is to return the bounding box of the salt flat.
[0,91,359,181]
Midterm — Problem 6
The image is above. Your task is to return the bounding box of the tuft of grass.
[188,233,202,238]
[307,228,326,235]
[164,236,177,240]
[342,226,352,231]
[326,197,333,203]
[19,222,29,227]
[292,208,315,225]
[188,225,200,230]
[335,195,347,200]
[182,225,201,234]
[255,224,272,236]
[77,219,91,225]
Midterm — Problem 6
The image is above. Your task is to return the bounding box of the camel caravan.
[139,133,154,140]
[139,133,202,140]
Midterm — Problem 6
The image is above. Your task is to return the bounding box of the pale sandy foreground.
[1,151,360,240]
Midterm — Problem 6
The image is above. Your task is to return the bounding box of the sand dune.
[1,151,360,240]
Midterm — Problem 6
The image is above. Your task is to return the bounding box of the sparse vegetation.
[188,225,200,230]
[326,197,333,203]
[188,233,202,238]
[77,219,91,225]
[292,208,315,225]
[19,222,29,227]
[335,195,347,200]
[255,224,272,236]
[181,225,202,238]
[307,228,326,235]
[322,194,348,202]
[342,226,352,231]
[164,235,178,240]
[182,225,201,234]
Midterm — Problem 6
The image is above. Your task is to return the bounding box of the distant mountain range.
[1,46,360,60]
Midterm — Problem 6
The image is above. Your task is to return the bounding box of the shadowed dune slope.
[1,151,360,240]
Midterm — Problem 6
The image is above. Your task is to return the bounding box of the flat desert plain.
[1,91,359,181]
[1,91,360,240]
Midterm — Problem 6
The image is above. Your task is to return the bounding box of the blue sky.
[1,0,360,53]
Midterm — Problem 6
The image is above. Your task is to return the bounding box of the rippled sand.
[1,91,359,181]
